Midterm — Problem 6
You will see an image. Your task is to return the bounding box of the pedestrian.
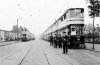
[49,34,53,46]
[80,36,85,48]
[58,34,62,48]
[54,34,57,48]
[62,31,69,54]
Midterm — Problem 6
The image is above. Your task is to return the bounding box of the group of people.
[49,31,69,54]
[49,31,85,54]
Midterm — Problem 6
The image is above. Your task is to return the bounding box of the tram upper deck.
[43,8,84,35]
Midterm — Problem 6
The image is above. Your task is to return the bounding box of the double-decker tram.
[21,28,35,42]
[41,8,84,48]
[21,30,31,41]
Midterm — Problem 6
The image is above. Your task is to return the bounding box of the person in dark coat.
[58,34,62,48]
[62,32,69,54]
[80,36,85,48]
[49,34,53,46]
[54,34,57,48]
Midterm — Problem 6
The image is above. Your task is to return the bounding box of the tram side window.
[66,11,70,18]
[81,9,84,13]
[69,9,75,18]
[60,17,63,21]
[81,9,84,18]
[64,13,66,19]
[75,9,81,18]
[57,20,61,24]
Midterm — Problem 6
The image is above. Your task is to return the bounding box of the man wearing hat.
[58,34,62,48]
[49,33,53,46]
[54,33,58,48]
[62,31,69,54]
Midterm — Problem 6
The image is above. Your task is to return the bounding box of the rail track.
[0,43,34,65]
[42,47,51,65]
[51,49,74,65]
[42,44,74,65]
[17,45,33,65]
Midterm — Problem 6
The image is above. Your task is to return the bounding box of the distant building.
[0,25,33,42]
[0,30,5,41]
[11,25,24,39]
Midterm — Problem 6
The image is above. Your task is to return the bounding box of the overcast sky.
[0,0,100,36]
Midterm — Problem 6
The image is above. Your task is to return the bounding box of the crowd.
[49,32,85,54]
[49,31,69,54]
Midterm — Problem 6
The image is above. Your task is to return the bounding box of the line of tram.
[41,8,85,48]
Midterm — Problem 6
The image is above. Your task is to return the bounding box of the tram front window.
[75,9,84,18]
[72,28,75,31]
[69,8,84,18]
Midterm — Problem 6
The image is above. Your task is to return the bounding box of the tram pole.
[17,18,18,42]
[92,17,95,50]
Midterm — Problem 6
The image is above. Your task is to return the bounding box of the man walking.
[58,34,62,48]
[62,31,69,54]
[50,34,53,46]
[54,34,57,48]
[80,35,85,48]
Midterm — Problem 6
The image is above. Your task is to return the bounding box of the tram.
[41,8,84,48]
[21,28,32,41]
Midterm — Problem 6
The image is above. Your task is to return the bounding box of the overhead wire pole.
[92,16,95,49]
[17,18,19,41]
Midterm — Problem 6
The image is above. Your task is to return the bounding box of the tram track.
[42,47,51,65]
[51,45,100,65]
[69,49,100,65]
[52,49,74,65]
[52,48,100,65]
[17,44,34,65]
[0,42,34,65]
[84,52,100,64]
[42,43,74,65]
[75,49,100,64]
[0,43,23,63]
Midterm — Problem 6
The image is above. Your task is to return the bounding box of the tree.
[86,0,100,49]
[88,0,100,17]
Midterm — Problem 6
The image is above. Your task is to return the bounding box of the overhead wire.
[16,0,32,17]
[26,0,32,16]
[17,0,25,12]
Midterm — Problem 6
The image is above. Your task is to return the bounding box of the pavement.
[85,43,100,52]
[0,41,19,47]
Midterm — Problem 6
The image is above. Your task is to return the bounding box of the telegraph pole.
[17,18,18,41]
[92,17,95,49]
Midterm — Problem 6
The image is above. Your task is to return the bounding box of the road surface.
[0,40,100,65]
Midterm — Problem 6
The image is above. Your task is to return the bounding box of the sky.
[0,0,100,36]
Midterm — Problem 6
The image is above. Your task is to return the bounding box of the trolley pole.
[17,18,18,42]
[92,17,95,50]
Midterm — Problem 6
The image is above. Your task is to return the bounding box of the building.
[0,30,5,41]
